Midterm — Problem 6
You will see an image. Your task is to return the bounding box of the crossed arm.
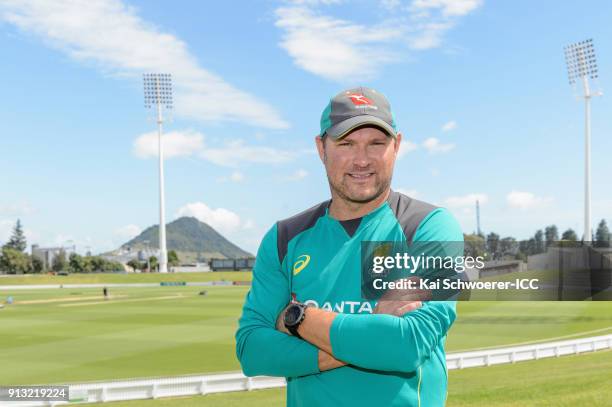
[274,300,424,371]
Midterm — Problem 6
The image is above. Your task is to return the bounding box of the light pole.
[564,39,602,242]
[144,73,173,273]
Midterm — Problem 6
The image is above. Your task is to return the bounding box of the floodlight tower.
[143,73,173,273]
[564,39,602,243]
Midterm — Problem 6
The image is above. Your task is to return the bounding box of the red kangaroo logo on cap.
[347,93,373,106]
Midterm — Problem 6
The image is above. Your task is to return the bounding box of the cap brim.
[324,115,397,140]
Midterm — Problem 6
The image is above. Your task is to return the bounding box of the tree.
[127,259,144,272]
[149,256,158,272]
[595,219,611,248]
[31,256,44,274]
[4,219,27,252]
[69,253,84,273]
[168,250,180,267]
[82,256,94,273]
[486,232,500,260]
[534,230,544,254]
[90,256,105,272]
[464,234,485,258]
[517,240,529,260]
[52,249,67,272]
[544,225,559,247]
[526,238,537,255]
[561,229,578,242]
[102,259,123,272]
[0,247,31,274]
[499,237,518,258]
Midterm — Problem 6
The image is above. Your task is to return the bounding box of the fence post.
[200,379,207,395]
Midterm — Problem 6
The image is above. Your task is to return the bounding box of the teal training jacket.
[235,190,463,407]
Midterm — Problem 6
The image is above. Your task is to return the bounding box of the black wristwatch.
[283,302,309,339]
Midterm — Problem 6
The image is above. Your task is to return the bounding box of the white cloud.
[133,130,300,167]
[422,137,455,153]
[113,224,142,240]
[506,191,552,210]
[176,202,244,235]
[133,130,204,159]
[445,193,488,208]
[274,0,482,81]
[275,5,399,82]
[407,21,454,50]
[441,120,457,132]
[0,0,288,129]
[200,139,297,167]
[398,140,418,158]
[281,169,309,181]
[411,0,483,17]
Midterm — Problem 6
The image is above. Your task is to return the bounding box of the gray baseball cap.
[319,87,398,140]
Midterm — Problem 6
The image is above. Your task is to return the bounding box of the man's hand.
[318,350,346,371]
[373,300,421,316]
[372,276,427,316]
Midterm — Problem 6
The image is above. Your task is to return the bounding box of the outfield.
[0,273,612,407]
[0,271,252,285]
[1,273,611,386]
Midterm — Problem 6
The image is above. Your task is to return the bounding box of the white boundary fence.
[4,334,611,407]
[445,333,611,369]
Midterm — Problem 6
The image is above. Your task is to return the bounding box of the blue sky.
[0,0,611,255]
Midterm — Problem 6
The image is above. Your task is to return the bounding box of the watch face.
[284,305,302,326]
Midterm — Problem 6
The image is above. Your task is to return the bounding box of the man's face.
[315,126,402,204]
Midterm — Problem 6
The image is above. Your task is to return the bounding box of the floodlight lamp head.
[143,73,173,109]
[564,39,598,85]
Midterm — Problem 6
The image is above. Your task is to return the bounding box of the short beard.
[328,175,391,205]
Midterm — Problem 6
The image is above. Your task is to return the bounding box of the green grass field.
[88,350,612,407]
[1,276,611,386]
[0,271,252,285]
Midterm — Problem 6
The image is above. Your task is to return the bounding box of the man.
[235,87,463,406]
